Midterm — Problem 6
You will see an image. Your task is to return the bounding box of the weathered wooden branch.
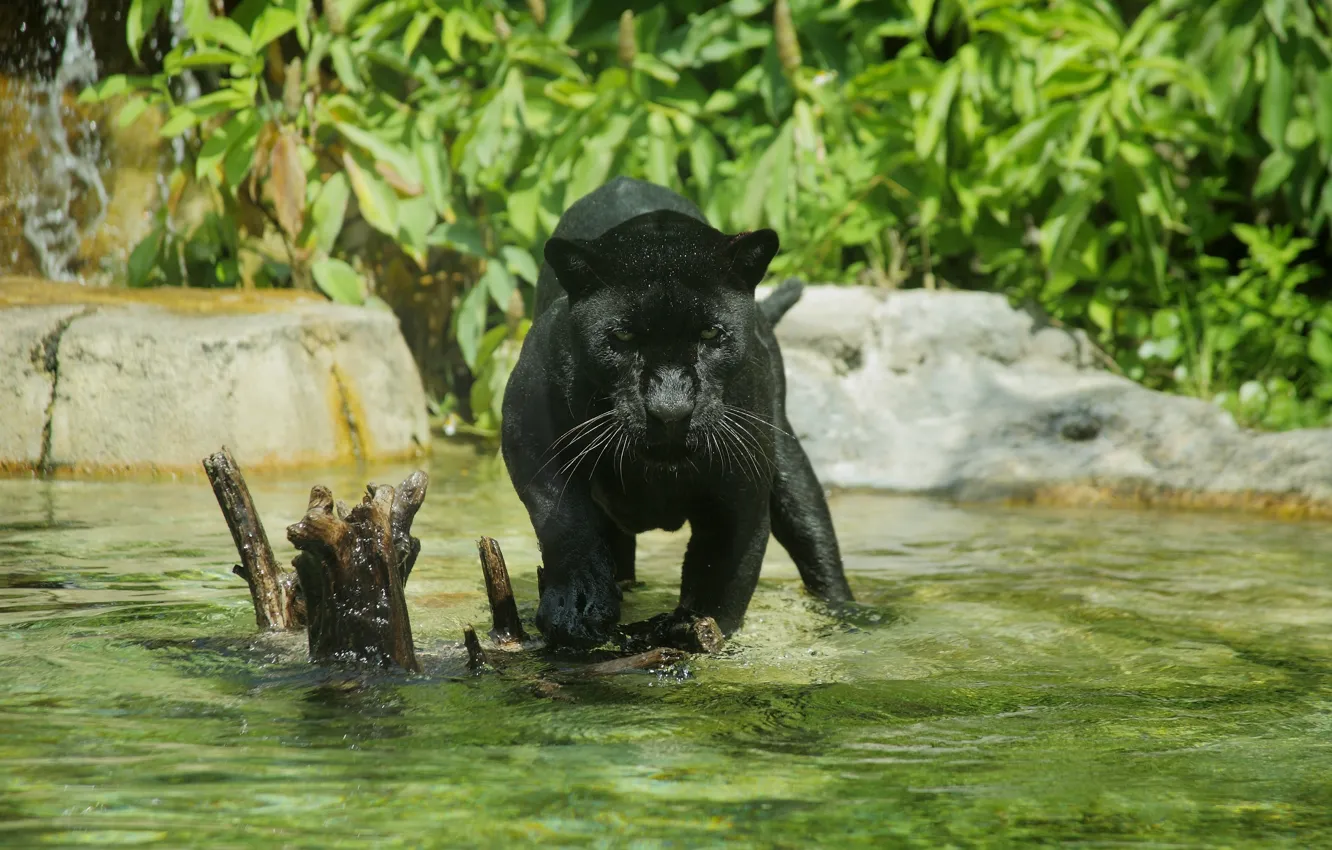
[618,610,726,655]
[286,473,428,672]
[574,647,687,677]
[478,536,528,646]
[203,447,303,630]
[463,625,488,670]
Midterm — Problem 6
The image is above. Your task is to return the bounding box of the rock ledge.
[1,281,429,477]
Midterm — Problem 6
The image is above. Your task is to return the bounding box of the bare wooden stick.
[478,536,528,646]
[202,446,300,630]
[574,647,687,678]
[287,474,426,672]
[463,625,487,670]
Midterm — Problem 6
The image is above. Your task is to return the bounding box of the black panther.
[500,176,853,649]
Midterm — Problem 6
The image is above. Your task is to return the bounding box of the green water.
[1,441,1329,848]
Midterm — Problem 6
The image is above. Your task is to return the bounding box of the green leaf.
[511,43,586,81]
[688,130,722,193]
[564,113,634,210]
[164,48,249,74]
[415,136,452,221]
[501,246,540,284]
[441,9,463,61]
[1264,0,1289,40]
[196,15,255,56]
[1087,298,1113,333]
[116,97,151,129]
[78,74,140,104]
[343,153,399,237]
[1314,69,1332,150]
[167,107,213,142]
[1117,3,1162,58]
[633,54,680,85]
[126,0,166,62]
[223,114,261,189]
[1253,150,1296,197]
[1064,90,1109,166]
[403,11,433,58]
[295,0,312,49]
[475,323,510,373]
[428,221,485,256]
[482,262,516,310]
[1308,328,1332,368]
[308,173,350,255]
[334,122,421,189]
[1259,34,1291,150]
[1041,191,1093,275]
[397,194,436,270]
[739,122,794,229]
[506,187,541,243]
[196,114,242,181]
[250,6,297,51]
[329,38,362,92]
[1286,117,1316,150]
[455,282,490,370]
[646,111,676,188]
[311,258,364,305]
[126,225,164,287]
[916,61,959,160]
[986,105,1076,175]
[159,107,201,138]
[909,0,933,33]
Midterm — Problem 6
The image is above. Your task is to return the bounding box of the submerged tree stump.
[287,473,428,673]
[204,445,427,673]
[206,447,714,683]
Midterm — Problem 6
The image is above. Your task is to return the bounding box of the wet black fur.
[501,177,853,648]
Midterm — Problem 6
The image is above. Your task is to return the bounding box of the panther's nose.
[646,397,694,424]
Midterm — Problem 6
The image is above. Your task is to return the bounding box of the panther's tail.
[759,278,804,326]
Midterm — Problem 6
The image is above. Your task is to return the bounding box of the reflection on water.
[1,440,1330,846]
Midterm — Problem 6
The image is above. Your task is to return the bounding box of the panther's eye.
[700,325,722,341]
[612,329,635,343]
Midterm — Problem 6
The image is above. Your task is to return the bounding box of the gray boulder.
[0,297,429,476]
[769,284,1332,507]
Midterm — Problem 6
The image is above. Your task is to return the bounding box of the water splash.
[16,0,109,282]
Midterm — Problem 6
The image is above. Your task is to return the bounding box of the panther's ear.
[544,237,606,301]
[723,229,780,292]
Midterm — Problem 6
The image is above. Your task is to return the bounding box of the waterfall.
[15,0,109,282]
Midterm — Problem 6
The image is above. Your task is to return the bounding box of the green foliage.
[80,0,1332,432]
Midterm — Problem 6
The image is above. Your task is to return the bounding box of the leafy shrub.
[82,0,1332,432]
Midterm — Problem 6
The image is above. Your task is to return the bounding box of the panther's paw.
[535,577,621,650]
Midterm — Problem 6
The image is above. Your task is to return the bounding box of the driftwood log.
[287,474,428,672]
[205,448,721,683]
[204,447,426,672]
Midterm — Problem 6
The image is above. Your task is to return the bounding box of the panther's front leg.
[677,492,773,634]
[523,479,624,649]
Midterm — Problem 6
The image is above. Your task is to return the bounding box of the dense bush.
[82,0,1332,432]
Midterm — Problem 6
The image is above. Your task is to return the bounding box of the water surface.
[1,442,1329,847]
